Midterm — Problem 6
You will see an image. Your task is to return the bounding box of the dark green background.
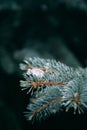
[0,0,87,130]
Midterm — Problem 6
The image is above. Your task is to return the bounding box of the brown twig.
[26,65,54,73]
[29,81,67,89]
[69,92,80,105]
[32,96,62,116]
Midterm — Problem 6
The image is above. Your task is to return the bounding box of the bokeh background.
[0,0,87,130]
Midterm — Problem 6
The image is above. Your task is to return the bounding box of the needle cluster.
[20,57,87,122]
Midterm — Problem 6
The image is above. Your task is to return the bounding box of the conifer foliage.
[20,57,87,122]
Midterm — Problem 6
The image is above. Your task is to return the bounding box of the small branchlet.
[20,57,87,122]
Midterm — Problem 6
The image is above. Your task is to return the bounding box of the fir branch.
[20,57,83,94]
[19,57,87,122]
[62,78,87,114]
[20,80,67,91]
[25,87,63,121]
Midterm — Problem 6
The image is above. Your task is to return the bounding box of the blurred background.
[0,0,87,130]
